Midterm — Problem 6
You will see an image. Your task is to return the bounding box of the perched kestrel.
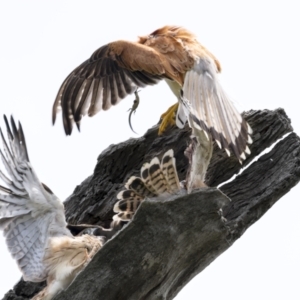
[52,25,252,162]
[113,149,180,222]
[0,116,104,300]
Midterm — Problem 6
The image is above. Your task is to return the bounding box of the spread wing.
[0,116,71,282]
[52,41,170,135]
[180,57,252,162]
[53,27,196,135]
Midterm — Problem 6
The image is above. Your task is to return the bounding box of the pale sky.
[0,1,299,299]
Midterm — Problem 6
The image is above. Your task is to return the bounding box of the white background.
[0,1,299,299]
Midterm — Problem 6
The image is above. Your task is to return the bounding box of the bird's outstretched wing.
[52,26,196,135]
[52,41,168,135]
[0,115,71,282]
[113,149,180,222]
[179,57,252,162]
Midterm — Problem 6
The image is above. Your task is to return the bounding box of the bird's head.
[138,25,197,44]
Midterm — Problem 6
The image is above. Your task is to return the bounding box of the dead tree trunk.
[3,109,300,300]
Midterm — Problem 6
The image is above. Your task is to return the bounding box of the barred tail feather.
[113,149,180,222]
[114,190,143,213]
[161,149,180,193]
[148,157,169,194]
[113,212,134,222]
[140,163,158,194]
[124,176,156,198]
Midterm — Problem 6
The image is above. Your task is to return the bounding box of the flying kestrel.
[0,116,104,300]
[52,25,252,162]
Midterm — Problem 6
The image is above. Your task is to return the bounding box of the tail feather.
[124,176,155,198]
[113,212,134,222]
[140,163,158,194]
[148,157,169,194]
[113,149,180,222]
[161,149,180,193]
[114,190,143,213]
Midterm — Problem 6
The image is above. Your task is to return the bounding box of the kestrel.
[52,25,252,162]
[0,116,104,300]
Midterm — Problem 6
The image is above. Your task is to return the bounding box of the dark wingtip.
[52,113,56,126]
[10,115,18,139]
[2,115,30,162]
[3,114,9,130]
[62,117,73,136]
[52,101,57,125]
[75,122,81,133]
[3,115,12,140]
[18,120,30,162]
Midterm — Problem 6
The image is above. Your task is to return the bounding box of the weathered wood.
[3,109,298,300]
[64,108,293,226]
[57,189,231,300]
[53,132,300,300]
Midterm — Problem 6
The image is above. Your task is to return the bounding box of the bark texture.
[3,108,299,300]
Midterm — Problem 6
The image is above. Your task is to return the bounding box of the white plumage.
[178,57,252,162]
[0,116,103,300]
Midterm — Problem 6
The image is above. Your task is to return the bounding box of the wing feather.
[114,72,127,99]
[0,116,71,282]
[74,80,94,126]
[53,42,164,135]
[53,27,202,135]
[69,77,87,116]
[181,57,252,161]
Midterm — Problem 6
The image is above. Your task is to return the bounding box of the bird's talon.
[158,103,178,135]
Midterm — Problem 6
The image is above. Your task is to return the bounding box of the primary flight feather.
[0,116,103,300]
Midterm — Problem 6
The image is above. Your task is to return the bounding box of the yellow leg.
[158,103,179,135]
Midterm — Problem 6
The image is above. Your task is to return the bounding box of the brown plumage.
[53,25,252,161]
[32,235,103,300]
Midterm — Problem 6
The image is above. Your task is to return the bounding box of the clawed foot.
[158,103,178,135]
